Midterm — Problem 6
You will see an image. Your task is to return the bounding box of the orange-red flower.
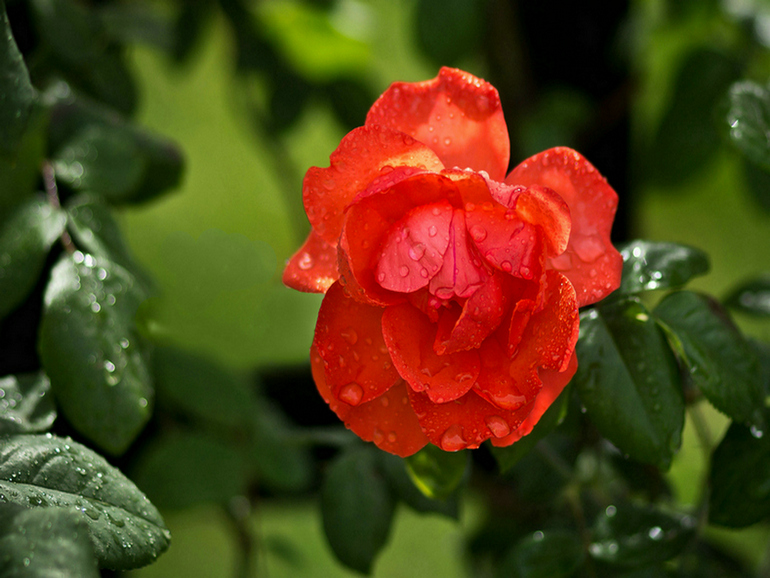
[284,68,622,456]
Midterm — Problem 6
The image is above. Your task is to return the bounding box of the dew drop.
[428,225,438,237]
[338,383,364,406]
[377,271,386,283]
[399,265,409,277]
[387,432,397,443]
[501,261,513,272]
[297,253,314,270]
[440,424,466,451]
[341,328,358,345]
[485,415,511,438]
[408,243,426,260]
[469,225,487,242]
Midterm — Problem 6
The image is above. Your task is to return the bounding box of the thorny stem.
[41,161,76,254]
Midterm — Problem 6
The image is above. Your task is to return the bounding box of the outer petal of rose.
[490,353,577,447]
[376,201,453,293]
[429,210,487,299]
[382,302,480,403]
[314,281,401,406]
[434,272,512,355]
[506,147,622,307]
[408,387,534,451]
[312,348,428,456]
[340,172,461,305]
[474,271,578,410]
[282,230,338,293]
[366,67,510,181]
[304,125,444,245]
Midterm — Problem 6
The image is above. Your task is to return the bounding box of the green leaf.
[0,371,56,434]
[725,274,770,318]
[742,158,770,214]
[617,240,710,295]
[724,80,770,172]
[0,109,46,217]
[376,452,459,519]
[498,530,585,578]
[0,505,99,577]
[490,386,569,473]
[321,446,395,574]
[574,299,684,468]
[0,434,170,569]
[709,420,770,527]
[29,0,136,114]
[404,443,469,500]
[648,48,740,185]
[0,0,38,157]
[0,197,67,320]
[39,253,153,454]
[131,432,247,510]
[589,503,696,568]
[655,291,765,428]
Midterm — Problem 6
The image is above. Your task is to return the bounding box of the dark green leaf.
[742,158,770,213]
[98,3,173,52]
[0,108,46,217]
[574,299,684,468]
[171,0,215,63]
[709,420,770,527]
[655,291,765,428]
[648,49,740,185]
[47,94,183,205]
[617,240,710,295]
[39,254,153,454]
[0,371,56,434]
[589,503,696,567]
[0,505,99,577]
[377,452,459,519]
[0,197,66,320]
[0,0,38,157]
[674,541,751,578]
[498,530,585,578]
[29,0,136,114]
[404,443,469,500]
[131,432,247,510]
[249,398,313,493]
[490,386,569,473]
[724,81,770,172]
[725,274,770,318]
[321,446,395,574]
[0,434,170,569]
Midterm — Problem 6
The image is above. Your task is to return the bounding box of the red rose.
[283,68,622,457]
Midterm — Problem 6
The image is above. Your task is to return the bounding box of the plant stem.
[687,401,714,527]
[41,160,76,254]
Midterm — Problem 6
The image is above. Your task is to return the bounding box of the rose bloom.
[284,68,621,457]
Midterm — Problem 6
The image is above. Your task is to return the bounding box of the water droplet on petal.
[387,432,397,443]
[381,396,389,407]
[428,225,438,237]
[485,415,511,438]
[440,424,466,451]
[408,243,426,260]
[341,328,358,345]
[377,272,386,283]
[399,265,409,277]
[298,253,314,270]
[501,261,513,272]
[339,383,363,406]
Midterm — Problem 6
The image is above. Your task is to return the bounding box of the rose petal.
[376,201,453,293]
[314,281,401,406]
[282,230,338,293]
[313,349,428,457]
[340,172,461,305]
[366,67,510,181]
[506,147,622,306]
[382,302,480,403]
[474,271,578,410]
[490,353,577,447]
[304,125,444,245]
[428,209,487,300]
[408,387,534,451]
[514,185,571,257]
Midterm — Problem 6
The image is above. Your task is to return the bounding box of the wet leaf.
[655,291,765,428]
[574,298,684,468]
[0,0,38,157]
[39,253,153,454]
[725,274,770,318]
[0,372,56,434]
[709,420,770,527]
[723,80,770,172]
[490,386,569,473]
[616,240,709,295]
[0,109,46,217]
[498,530,585,578]
[321,446,395,574]
[0,197,66,320]
[0,505,99,577]
[0,434,170,569]
[589,503,696,568]
[29,0,137,114]
[377,452,459,519]
[131,432,247,510]
[404,443,469,500]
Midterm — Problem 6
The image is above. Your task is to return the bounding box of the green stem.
[41,160,75,254]
[225,496,259,578]
[687,402,714,527]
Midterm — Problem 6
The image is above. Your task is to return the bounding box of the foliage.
[1,1,770,577]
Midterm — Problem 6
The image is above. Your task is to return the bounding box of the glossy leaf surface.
[617,240,709,295]
[404,443,469,500]
[0,371,56,434]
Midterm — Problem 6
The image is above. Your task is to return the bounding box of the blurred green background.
[102,0,770,575]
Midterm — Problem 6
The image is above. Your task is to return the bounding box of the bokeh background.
[36,0,768,575]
